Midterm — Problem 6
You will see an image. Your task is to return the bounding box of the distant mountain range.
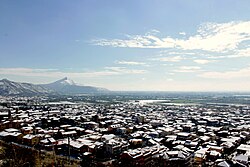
[0,77,109,96]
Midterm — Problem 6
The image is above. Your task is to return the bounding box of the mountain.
[0,78,109,96]
[0,79,53,96]
[41,77,109,95]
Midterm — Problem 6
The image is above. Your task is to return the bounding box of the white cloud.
[116,61,146,65]
[227,48,250,58]
[0,67,146,78]
[92,21,250,52]
[206,47,250,59]
[199,66,250,79]
[104,67,146,74]
[174,66,201,73]
[238,47,250,57]
[146,29,160,35]
[194,59,217,64]
[154,56,185,62]
[204,47,250,59]
[179,32,186,35]
[167,72,175,75]
[165,51,196,55]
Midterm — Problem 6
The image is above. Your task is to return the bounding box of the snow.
[59,77,76,85]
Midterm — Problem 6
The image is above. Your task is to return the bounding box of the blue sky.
[1,0,250,91]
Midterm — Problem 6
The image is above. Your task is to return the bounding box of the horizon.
[2,77,250,93]
[1,1,250,91]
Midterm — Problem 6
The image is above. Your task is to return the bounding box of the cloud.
[161,51,195,55]
[167,72,175,75]
[199,66,250,79]
[116,61,146,65]
[174,66,201,73]
[194,59,217,64]
[227,48,250,58]
[146,29,160,35]
[204,47,250,59]
[104,67,146,74]
[92,21,250,52]
[153,56,185,62]
[0,67,146,78]
[238,48,250,57]
[179,32,186,35]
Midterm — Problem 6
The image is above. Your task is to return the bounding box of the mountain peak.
[56,77,68,82]
[0,78,109,96]
[62,77,68,80]
[42,77,109,94]
[55,77,76,86]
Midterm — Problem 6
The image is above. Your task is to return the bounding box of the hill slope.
[0,79,52,96]
[0,78,109,96]
[41,77,109,95]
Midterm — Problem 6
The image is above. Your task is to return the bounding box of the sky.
[0,0,250,91]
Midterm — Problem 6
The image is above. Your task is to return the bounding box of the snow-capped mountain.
[41,77,109,95]
[0,79,53,96]
[0,78,109,96]
[53,77,76,86]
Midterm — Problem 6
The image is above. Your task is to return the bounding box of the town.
[1,0,250,166]
[0,95,250,167]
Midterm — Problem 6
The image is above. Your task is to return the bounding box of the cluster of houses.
[0,96,250,166]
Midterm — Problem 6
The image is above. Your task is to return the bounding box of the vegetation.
[0,141,80,167]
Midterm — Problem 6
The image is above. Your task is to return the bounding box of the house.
[207,145,223,153]
[194,148,209,166]
[82,122,98,130]
[177,132,191,140]
[0,131,10,141]
[129,139,143,147]
[105,139,128,157]
[232,154,248,166]
[120,145,167,166]
[236,144,250,155]
[22,134,40,146]
[217,160,231,167]
[108,124,121,132]
[165,150,192,167]
[8,132,23,142]
[39,137,57,150]
[61,130,77,138]
[21,126,33,134]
